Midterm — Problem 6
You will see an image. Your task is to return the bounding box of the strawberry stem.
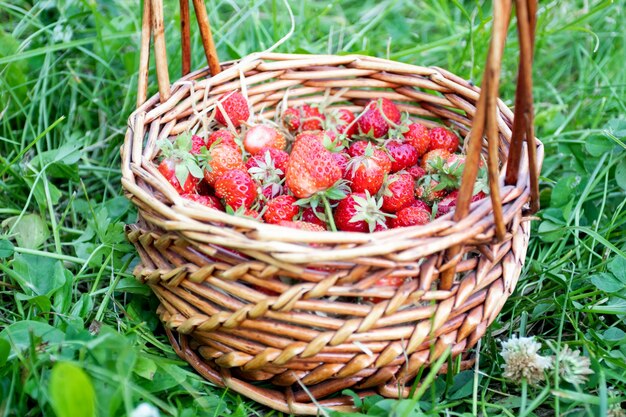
[320,194,337,232]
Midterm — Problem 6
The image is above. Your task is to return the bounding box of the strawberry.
[410,199,431,213]
[285,133,343,199]
[392,206,431,228]
[301,104,325,131]
[244,125,286,155]
[215,91,250,128]
[364,275,406,303]
[406,165,426,181]
[415,178,448,204]
[278,220,326,232]
[246,147,289,175]
[421,149,452,173]
[207,129,238,149]
[403,123,430,157]
[190,135,206,154]
[334,192,391,233]
[200,143,244,185]
[247,148,286,200]
[428,127,459,153]
[264,195,298,224]
[357,98,401,138]
[381,173,415,213]
[347,140,370,157]
[332,152,350,177]
[214,169,257,209]
[386,140,418,172]
[346,144,392,195]
[157,133,204,193]
[181,193,224,211]
[282,107,301,132]
[436,190,487,217]
[158,158,199,194]
[301,207,327,229]
[328,108,357,138]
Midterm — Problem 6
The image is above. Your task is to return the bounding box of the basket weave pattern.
[121,51,543,414]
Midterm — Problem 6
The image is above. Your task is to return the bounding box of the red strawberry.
[406,165,426,181]
[334,192,389,233]
[242,208,261,220]
[411,199,431,212]
[190,135,206,154]
[357,98,401,138]
[246,147,289,175]
[157,133,204,193]
[207,129,238,149]
[278,220,326,232]
[382,174,415,213]
[264,195,299,224]
[428,127,459,153]
[346,145,392,195]
[201,143,244,185]
[421,149,452,173]
[415,178,447,204]
[214,169,257,209]
[386,140,418,172]
[347,140,370,157]
[181,193,224,211]
[332,152,350,177]
[158,158,199,194]
[392,206,431,228]
[436,190,487,217]
[285,134,342,198]
[301,207,327,229]
[364,275,406,303]
[331,108,357,138]
[244,125,286,155]
[215,91,250,128]
[301,104,325,131]
[282,107,301,132]
[404,123,430,157]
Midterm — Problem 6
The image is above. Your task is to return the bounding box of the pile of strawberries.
[157,91,488,233]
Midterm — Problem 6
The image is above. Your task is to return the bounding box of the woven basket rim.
[121,52,544,262]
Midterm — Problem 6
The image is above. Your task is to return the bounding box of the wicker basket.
[121,0,542,414]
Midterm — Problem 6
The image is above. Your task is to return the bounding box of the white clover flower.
[554,345,593,385]
[130,403,160,417]
[500,335,552,386]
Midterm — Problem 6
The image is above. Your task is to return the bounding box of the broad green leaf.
[538,220,565,242]
[12,254,68,296]
[2,213,50,249]
[449,370,479,399]
[134,356,157,380]
[0,321,64,359]
[551,176,579,208]
[608,256,626,283]
[590,273,624,294]
[49,362,96,417]
[603,328,626,342]
[0,239,14,258]
[585,134,614,157]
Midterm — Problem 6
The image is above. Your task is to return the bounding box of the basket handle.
[136,0,221,106]
[441,0,539,290]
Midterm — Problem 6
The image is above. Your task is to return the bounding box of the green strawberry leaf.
[175,132,193,153]
[174,164,190,188]
[186,158,204,179]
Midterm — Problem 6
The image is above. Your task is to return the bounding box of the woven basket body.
[122,1,542,414]
[122,52,543,415]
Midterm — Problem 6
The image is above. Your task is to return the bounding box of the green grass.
[1,0,625,416]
